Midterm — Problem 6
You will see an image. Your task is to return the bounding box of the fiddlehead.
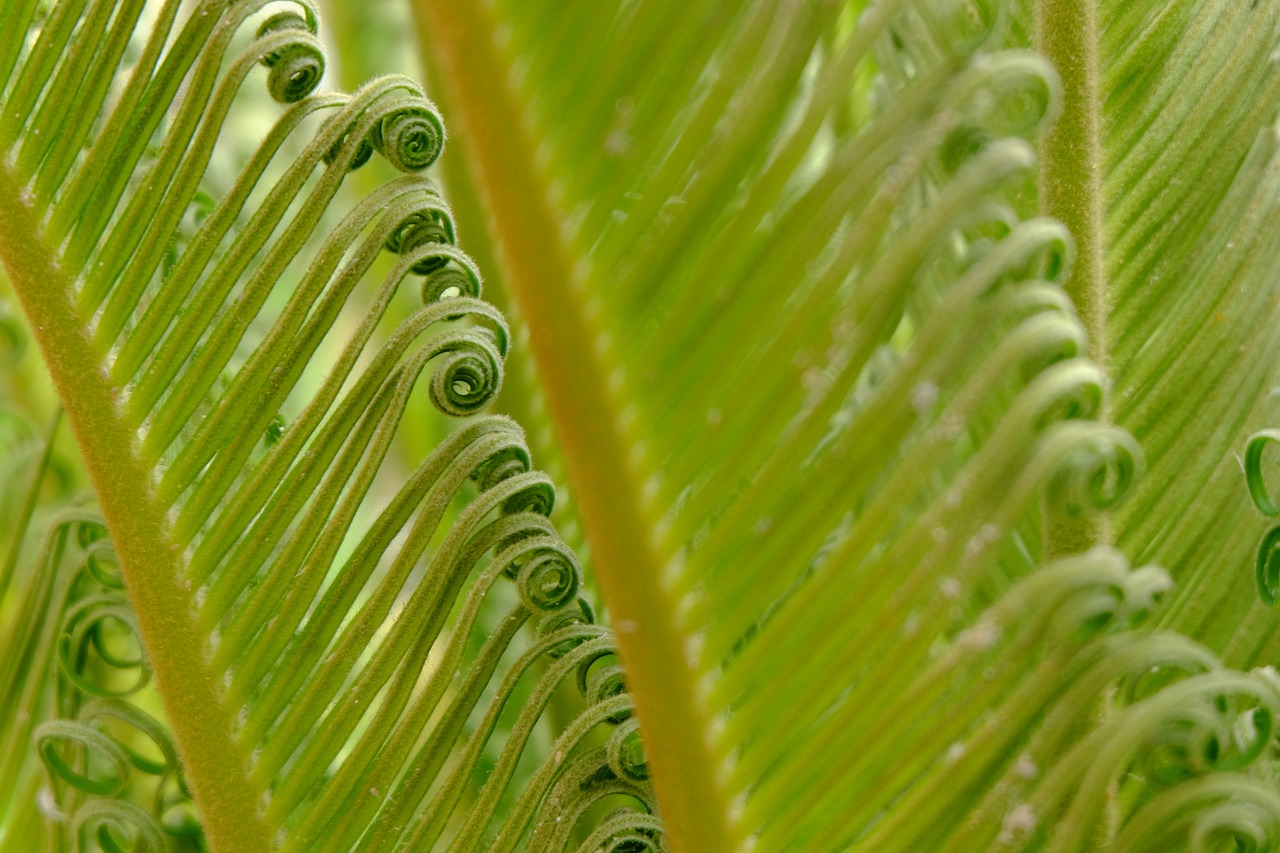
[1244,430,1280,604]
[255,8,325,105]
[30,512,203,853]
[0,3,662,850]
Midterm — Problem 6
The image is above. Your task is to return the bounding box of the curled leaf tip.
[1045,424,1144,516]
[256,14,325,104]
[372,101,447,172]
[1256,525,1280,605]
[1244,429,1280,516]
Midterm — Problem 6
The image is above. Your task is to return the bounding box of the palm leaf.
[0,2,655,850]
[414,0,1280,849]
[8,0,1280,851]
[1093,1,1280,662]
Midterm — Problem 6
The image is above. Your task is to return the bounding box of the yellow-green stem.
[1037,0,1109,556]
[409,2,739,850]
[0,167,270,853]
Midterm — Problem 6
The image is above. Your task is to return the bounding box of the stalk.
[409,3,741,849]
[1037,0,1110,556]
[0,168,270,853]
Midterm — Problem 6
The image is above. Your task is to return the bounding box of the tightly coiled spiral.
[372,102,447,172]
[1044,423,1144,517]
[32,516,201,852]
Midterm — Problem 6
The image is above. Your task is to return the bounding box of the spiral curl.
[953,203,1019,264]
[321,121,374,172]
[386,206,456,275]
[528,749,661,853]
[39,514,205,847]
[76,519,108,550]
[931,52,1059,178]
[1112,639,1221,710]
[1044,424,1144,517]
[586,659,630,718]
[1030,360,1106,428]
[267,42,324,104]
[1115,564,1174,628]
[1040,561,1165,643]
[1011,314,1086,385]
[473,443,533,493]
[501,473,557,518]
[575,811,667,853]
[255,13,325,104]
[1139,699,1275,786]
[255,12,311,62]
[961,52,1061,139]
[1023,552,1172,647]
[72,797,168,853]
[1116,671,1280,807]
[1190,796,1280,853]
[512,540,583,613]
[36,719,131,796]
[36,696,181,788]
[936,0,1004,55]
[996,219,1074,289]
[1047,582,1127,644]
[937,125,994,176]
[424,266,481,308]
[1116,776,1280,853]
[427,331,505,417]
[371,102,446,172]
[538,598,598,660]
[57,595,149,698]
[84,540,125,590]
[79,699,180,777]
[607,718,649,782]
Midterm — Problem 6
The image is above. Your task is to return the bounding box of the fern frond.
[0,411,72,849]
[1093,1,1280,665]
[416,0,1280,849]
[0,2,654,850]
[25,508,206,851]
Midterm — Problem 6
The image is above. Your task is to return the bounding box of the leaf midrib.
[1037,0,1109,557]
[411,2,740,850]
[0,166,270,853]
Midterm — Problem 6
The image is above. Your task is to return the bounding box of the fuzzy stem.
[0,167,271,853]
[409,3,740,850]
[1037,0,1109,556]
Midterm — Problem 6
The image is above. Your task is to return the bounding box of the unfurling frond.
[0,2,658,850]
[414,0,1280,849]
[9,0,1280,851]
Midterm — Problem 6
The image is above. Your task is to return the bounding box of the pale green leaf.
[413,0,1280,850]
[0,2,654,851]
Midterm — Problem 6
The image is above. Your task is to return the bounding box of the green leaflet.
[415,0,1280,850]
[1098,1,1280,665]
[8,0,1280,851]
[0,408,77,849]
[0,1,659,851]
[27,509,205,852]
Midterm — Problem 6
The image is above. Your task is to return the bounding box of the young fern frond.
[1094,2,1280,663]
[0,1,656,850]
[417,0,1280,849]
[0,414,87,847]
[23,507,206,851]
[8,0,1280,850]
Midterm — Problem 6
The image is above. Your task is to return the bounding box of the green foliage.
[413,0,1280,849]
[0,1,654,850]
[4,0,1280,852]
